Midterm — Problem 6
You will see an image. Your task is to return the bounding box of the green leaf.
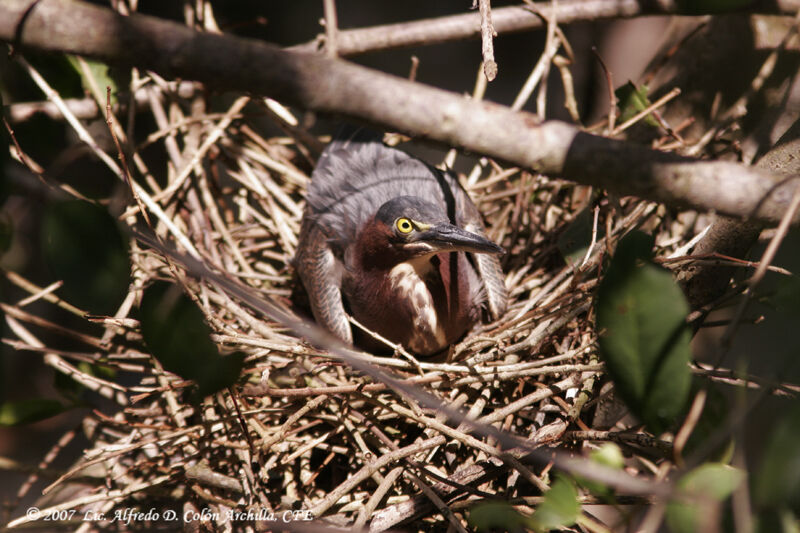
[195,353,247,399]
[469,478,581,533]
[754,404,800,511]
[595,231,692,434]
[666,463,745,533]
[531,476,581,532]
[578,444,624,498]
[615,81,658,127]
[139,282,244,399]
[42,201,130,315]
[0,398,68,426]
[469,501,534,532]
[679,463,744,500]
[591,443,625,469]
[67,56,118,106]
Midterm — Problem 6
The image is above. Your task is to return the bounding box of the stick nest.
[8,82,692,531]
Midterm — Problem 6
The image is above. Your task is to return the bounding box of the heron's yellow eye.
[395,217,414,234]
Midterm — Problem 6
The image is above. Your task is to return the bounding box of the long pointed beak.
[414,224,504,255]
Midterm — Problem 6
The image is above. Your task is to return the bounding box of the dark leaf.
[42,201,129,315]
[139,282,244,399]
[666,463,744,533]
[0,398,68,426]
[754,404,800,511]
[469,501,533,532]
[595,231,692,434]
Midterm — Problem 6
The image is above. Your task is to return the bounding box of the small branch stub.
[479,0,498,81]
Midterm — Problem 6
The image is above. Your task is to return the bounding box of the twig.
[353,467,403,529]
[564,430,672,453]
[511,14,560,111]
[610,87,682,136]
[532,0,558,117]
[348,315,423,374]
[580,205,600,268]
[553,54,580,122]
[106,86,152,230]
[408,55,420,82]
[692,364,800,397]
[672,389,707,466]
[322,0,339,58]
[478,0,497,81]
[5,82,195,123]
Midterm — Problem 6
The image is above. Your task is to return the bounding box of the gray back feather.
[306,130,471,255]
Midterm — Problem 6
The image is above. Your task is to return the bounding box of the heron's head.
[354,196,502,268]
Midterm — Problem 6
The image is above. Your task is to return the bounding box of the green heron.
[295,129,507,355]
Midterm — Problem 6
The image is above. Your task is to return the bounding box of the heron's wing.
[470,246,508,320]
[294,218,352,343]
[447,172,508,320]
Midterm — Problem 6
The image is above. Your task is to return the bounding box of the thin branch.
[610,87,682,136]
[290,0,800,56]
[591,45,616,132]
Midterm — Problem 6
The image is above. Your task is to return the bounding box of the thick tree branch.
[1,0,799,224]
[290,0,800,55]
